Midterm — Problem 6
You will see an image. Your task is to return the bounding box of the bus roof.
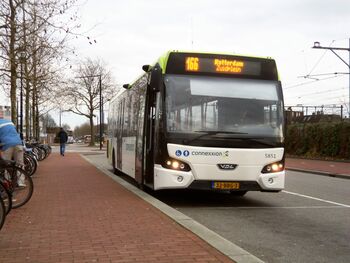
[122,50,280,91]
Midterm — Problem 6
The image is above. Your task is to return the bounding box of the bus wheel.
[230,190,247,196]
[112,150,117,174]
[138,183,144,190]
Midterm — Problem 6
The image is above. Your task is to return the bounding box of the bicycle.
[24,151,38,177]
[0,181,12,214]
[0,158,34,209]
[25,142,51,161]
[0,197,5,230]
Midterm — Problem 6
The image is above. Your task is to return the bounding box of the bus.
[83,135,91,144]
[67,130,74,144]
[107,51,285,195]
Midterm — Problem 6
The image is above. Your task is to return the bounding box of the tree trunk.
[35,102,39,141]
[89,116,95,146]
[9,0,17,126]
[31,5,38,140]
[32,86,36,139]
[22,0,29,140]
[25,65,30,139]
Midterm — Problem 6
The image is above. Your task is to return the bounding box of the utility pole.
[312,39,350,117]
[59,108,62,127]
[19,51,25,136]
[99,74,102,150]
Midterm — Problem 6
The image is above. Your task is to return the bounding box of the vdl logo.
[217,164,237,170]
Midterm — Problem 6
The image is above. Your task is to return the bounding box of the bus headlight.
[162,158,191,171]
[261,160,284,173]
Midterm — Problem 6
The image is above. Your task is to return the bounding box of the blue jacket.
[0,119,22,151]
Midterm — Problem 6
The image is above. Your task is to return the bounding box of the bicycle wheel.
[40,146,49,160]
[33,147,45,161]
[0,182,12,215]
[0,198,5,230]
[5,167,34,209]
[24,153,37,176]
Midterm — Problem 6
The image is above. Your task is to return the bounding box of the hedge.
[285,122,350,159]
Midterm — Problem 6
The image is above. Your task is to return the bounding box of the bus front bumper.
[154,165,285,191]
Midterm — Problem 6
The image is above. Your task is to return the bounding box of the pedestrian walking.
[57,128,68,156]
[0,117,25,186]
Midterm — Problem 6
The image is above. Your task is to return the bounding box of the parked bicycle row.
[0,142,51,230]
[24,142,52,176]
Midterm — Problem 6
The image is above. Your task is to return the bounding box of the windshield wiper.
[238,137,279,147]
[184,130,248,144]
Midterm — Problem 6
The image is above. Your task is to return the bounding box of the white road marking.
[282,190,350,208]
[191,206,346,210]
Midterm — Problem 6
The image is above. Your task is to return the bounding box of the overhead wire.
[287,87,347,98]
[306,40,335,76]
[300,95,349,102]
[284,74,344,89]
[284,40,342,90]
[296,96,349,106]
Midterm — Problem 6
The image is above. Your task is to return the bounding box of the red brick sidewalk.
[0,153,233,263]
[285,158,350,178]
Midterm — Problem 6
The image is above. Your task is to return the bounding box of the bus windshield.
[164,75,284,139]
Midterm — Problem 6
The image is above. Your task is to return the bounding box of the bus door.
[143,65,162,188]
[143,85,156,186]
[116,99,124,169]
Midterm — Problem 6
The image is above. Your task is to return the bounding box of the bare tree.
[0,0,22,124]
[0,0,96,140]
[64,57,119,146]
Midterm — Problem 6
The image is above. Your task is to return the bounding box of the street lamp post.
[99,75,103,150]
[59,108,62,127]
[312,39,350,118]
[19,52,25,137]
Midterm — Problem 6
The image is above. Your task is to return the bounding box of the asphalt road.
[81,150,350,263]
[152,171,350,263]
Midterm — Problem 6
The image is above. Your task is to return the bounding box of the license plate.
[212,182,240,190]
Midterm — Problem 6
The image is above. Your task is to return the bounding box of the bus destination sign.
[186,57,245,74]
[184,56,261,76]
[165,52,278,80]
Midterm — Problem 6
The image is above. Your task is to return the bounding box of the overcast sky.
[1,0,350,128]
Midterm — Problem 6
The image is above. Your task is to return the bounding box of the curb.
[286,168,350,180]
[81,154,265,263]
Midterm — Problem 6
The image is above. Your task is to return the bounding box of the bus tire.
[137,182,144,190]
[230,190,247,196]
[112,150,117,174]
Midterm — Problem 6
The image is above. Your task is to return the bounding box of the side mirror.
[149,64,162,92]
[123,84,130,89]
[142,65,151,72]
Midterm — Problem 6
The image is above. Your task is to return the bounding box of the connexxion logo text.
[175,150,229,157]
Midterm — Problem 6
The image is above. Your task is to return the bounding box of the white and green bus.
[107,51,285,195]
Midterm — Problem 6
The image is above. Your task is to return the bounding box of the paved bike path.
[285,158,350,179]
[0,153,234,263]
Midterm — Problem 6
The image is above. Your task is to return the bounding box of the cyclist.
[0,117,25,187]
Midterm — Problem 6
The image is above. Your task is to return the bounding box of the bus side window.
[126,92,132,136]
[131,89,138,136]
